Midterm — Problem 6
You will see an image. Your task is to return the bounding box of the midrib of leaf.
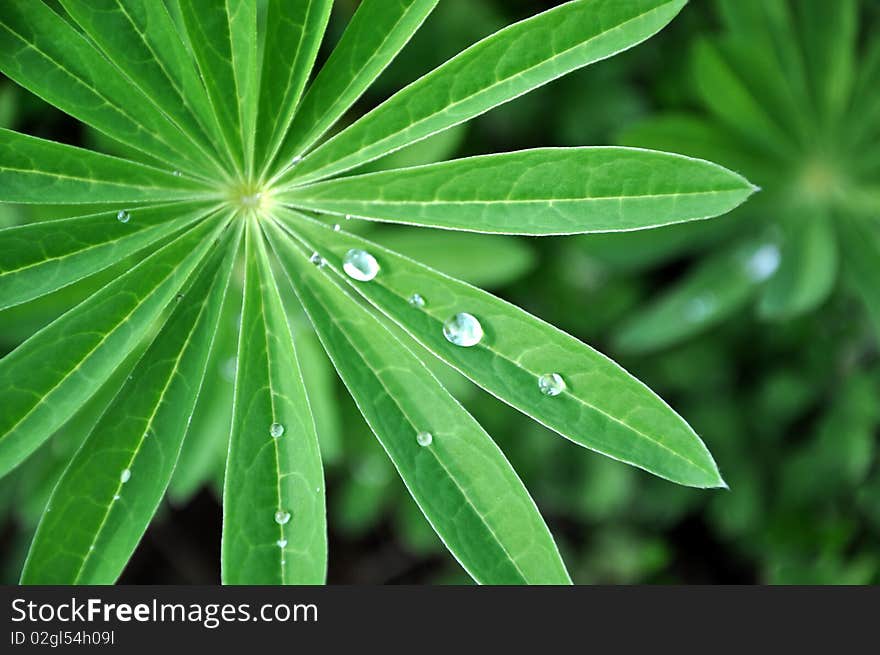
[266,220,549,583]
[0,14,213,181]
[275,244,528,583]
[71,219,238,582]
[257,0,325,178]
[0,212,229,475]
[268,0,437,175]
[0,202,214,280]
[278,211,721,485]
[96,0,233,179]
[278,0,685,187]
[226,0,256,176]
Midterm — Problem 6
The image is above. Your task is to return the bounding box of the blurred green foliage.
[1,0,877,584]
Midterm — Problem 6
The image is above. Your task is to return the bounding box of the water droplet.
[113,495,121,501]
[270,422,284,438]
[120,469,131,484]
[416,431,433,447]
[291,156,303,165]
[276,539,288,548]
[333,223,341,232]
[408,293,426,308]
[344,214,352,221]
[745,244,781,282]
[685,295,715,322]
[309,252,325,267]
[274,510,291,525]
[343,249,380,282]
[443,313,483,347]
[116,210,131,224]
[176,293,184,300]
[172,170,182,177]
[537,373,566,397]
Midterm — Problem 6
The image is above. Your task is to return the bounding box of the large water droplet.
[274,510,291,525]
[309,252,325,267]
[745,244,781,282]
[276,539,288,548]
[120,469,131,484]
[117,210,131,224]
[443,313,483,347]
[343,249,380,282]
[416,431,433,447]
[537,373,566,397]
[408,293,426,308]
[270,422,284,438]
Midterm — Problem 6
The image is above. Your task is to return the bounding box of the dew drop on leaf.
[408,293,426,308]
[270,422,285,438]
[274,510,291,525]
[443,312,483,347]
[537,373,566,397]
[120,469,131,484]
[343,249,380,282]
[685,296,715,322]
[344,214,352,221]
[309,252,325,267]
[172,170,182,177]
[416,431,433,447]
[276,539,287,548]
[745,244,781,281]
[333,223,341,232]
[116,210,131,223]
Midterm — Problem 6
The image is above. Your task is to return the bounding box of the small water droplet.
[408,293,426,308]
[537,373,566,397]
[172,170,182,177]
[276,539,288,548]
[344,214,352,221]
[443,313,483,347]
[274,510,291,525]
[343,249,380,282]
[309,252,325,267]
[176,293,184,300]
[113,495,121,501]
[333,223,341,232]
[416,431,433,447]
[745,244,781,281]
[120,469,131,484]
[685,295,715,322]
[117,210,131,224]
[291,156,303,166]
[270,422,284,438]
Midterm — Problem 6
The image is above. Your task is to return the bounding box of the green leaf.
[0,1,219,178]
[280,148,756,235]
[758,210,838,319]
[270,0,437,172]
[370,227,535,288]
[20,221,241,584]
[278,212,726,489]
[837,214,880,336]
[176,0,256,173]
[0,129,216,204]
[614,242,773,354]
[222,220,326,585]
[265,219,571,584]
[256,0,333,172]
[278,0,688,186]
[794,0,858,123]
[0,212,228,479]
[58,0,232,174]
[0,201,217,310]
